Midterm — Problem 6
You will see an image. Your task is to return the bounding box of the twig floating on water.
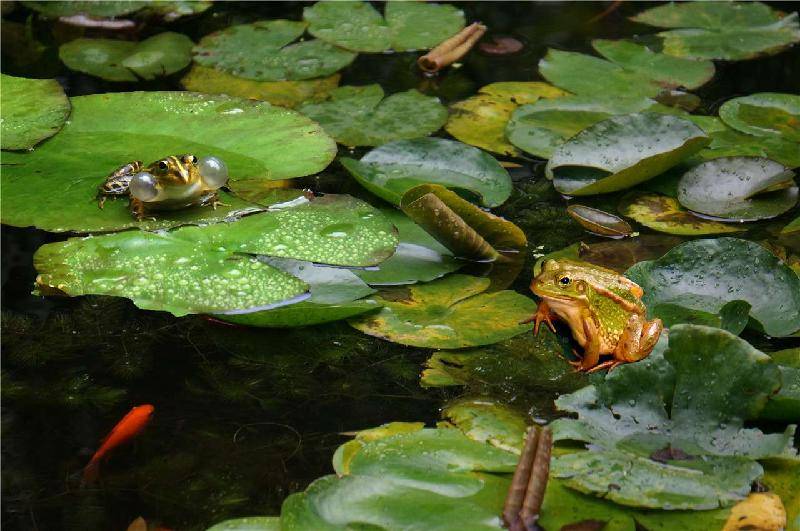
[418,22,487,74]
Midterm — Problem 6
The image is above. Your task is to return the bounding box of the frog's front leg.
[520,300,557,334]
[612,313,663,365]
[129,198,156,222]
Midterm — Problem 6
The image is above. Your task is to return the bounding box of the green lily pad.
[181,65,341,109]
[700,126,800,168]
[137,1,212,21]
[0,74,70,150]
[192,20,357,82]
[592,39,715,90]
[619,192,745,235]
[59,33,194,82]
[626,238,800,337]
[677,157,798,221]
[444,81,568,157]
[719,92,800,142]
[207,517,281,531]
[761,364,800,423]
[1,91,336,233]
[546,112,710,196]
[354,209,461,286]
[651,300,752,335]
[782,216,800,234]
[22,1,147,17]
[341,138,512,207]
[348,274,536,349]
[441,398,528,454]
[631,2,800,61]
[506,95,658,159]
[303,0,465,53]
[298,84,447,146]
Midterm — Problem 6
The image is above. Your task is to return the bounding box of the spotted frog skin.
[525,259,663,372]
[97,154,223,220]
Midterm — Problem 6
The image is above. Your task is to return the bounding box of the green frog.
[97,154,229,220]
[525,259,662,372]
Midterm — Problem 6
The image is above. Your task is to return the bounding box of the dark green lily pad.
[0,74,70,150]
[298,84,447,146]
[341,138,512,207]
[441,398,528,454]
[192,20,357,82]
[546,112,709,196]
[592,39,715,90]
[182,65,341,109]
[207,517,281,531]
[631,1,784,29]
[782,216,800,234]
[651,300,752,335]
[700,126,800,168]
[761,364,800,423]
[137,1,212,21]
[719,92,800,142]
[59,33,194,82]
[303,0,465,53]
[619,192,745,235]
[677,157,798,221]
[348,274,536,349]
[1,91,336,233]
[22,1,147,17]
[626,238,800,337]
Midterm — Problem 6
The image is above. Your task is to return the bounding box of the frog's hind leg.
[613,314,663,365]
[97,160,142,209]
[129,198,156,222]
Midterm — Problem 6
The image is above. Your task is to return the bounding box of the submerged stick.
[503,426,540,528]
[520,426,552,529]
[417,22,487,73]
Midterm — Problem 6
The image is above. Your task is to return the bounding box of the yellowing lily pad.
[298,84,447,146]
[192,20,357,81]
[0,74,70,150]
[181,65,340,109]
[445,81,568,157]
[1,91,336,233]
[619,192,745,236]
[348,274,537,349]
[719,93,800,142]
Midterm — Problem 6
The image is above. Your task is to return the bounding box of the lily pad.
[545,112,710,196]
[444,81,568,157]
[677,157,798,221]
[303,0,465,53]
[348,274,536,349]
[207,517,281,531]
[592,39,715,90]
[192,20,357,81]
[59,33,194,82]
[719,93,800,142]
[22,1,147,17]
[298,85,447,146]
[619,192,745,235]
[631,1,785,29]
[0,74,70,150]
[341,138,512,207]
[783,216,800,234]
[626,238,800,337]
[1,91,336,233]
[441,398,528,454]
[650,300,752,335]
[701,126,800,168]
[181,65,341,109]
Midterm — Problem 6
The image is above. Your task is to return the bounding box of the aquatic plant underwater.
[1,1,799,529]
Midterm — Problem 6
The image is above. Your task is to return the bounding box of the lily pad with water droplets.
[626,238,800,337]
[1,91,336,233]
[700,126,800,168]
[677,157,798,221]
[546,112,709,196]
[441,398,528,454]
[59,32,194,82]
[0,74,70,150]
[192,20,357,82]
[719,93,800,143]
[348,274,536,349]
[181,65,340,109]
[341,138,512,207]
[303,0,465,53]
[619,192,745,236]
[298,84,447,146]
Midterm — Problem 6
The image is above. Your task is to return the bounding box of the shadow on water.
[2,1,799,529]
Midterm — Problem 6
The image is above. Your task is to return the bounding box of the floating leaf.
[1,91,336,233]
[631,1,784,29]
[761,364,800,423]
[303,0,465,53]
[782,216,800,234]
[0,74,70,150]
[651,300,752,335]
[341,138,512,207]
[619,192,745,235]
[626,238,800,337]
[181,65,340,109]
[545,112,709,196]
[677,157,798,221]
[59,33,194,82]
[719,93,800,142]
[592,39,715,90]
[22,1,147,17]
[298,84,447,146]
[701,126,800,168]
[445,81,567,157]
[566,204,632,238]
[441,398,528,454]
[348,274,536,349]
[137,1,212,21]
[192,20,356,81]
[206,517,281,531]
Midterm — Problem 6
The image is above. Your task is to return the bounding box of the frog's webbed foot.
[520,300,557,334]
[130,198,156,222]
[97,195,107,210]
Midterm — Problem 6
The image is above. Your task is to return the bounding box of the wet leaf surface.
[0,74,70,150]
[619,192,745,236]
[298,84,447,146]
[700,126,800,168]
[719,92,800,142]
[441,398,528,454]
[22,0,147,17]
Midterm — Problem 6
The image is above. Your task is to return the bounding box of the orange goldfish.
[82,404,154,485]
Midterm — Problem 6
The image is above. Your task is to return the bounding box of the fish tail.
[81,458,101,487]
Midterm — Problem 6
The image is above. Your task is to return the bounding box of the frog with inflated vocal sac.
[525,259,663,372]
[97,154,229,220]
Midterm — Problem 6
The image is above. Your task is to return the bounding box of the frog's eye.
[198,156,229,189]
[130,172,158,202]
[559,276,571,286]
[183,154,198,165]
[157,160,169,171]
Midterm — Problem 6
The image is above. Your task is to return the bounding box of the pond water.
[2,2,799,530]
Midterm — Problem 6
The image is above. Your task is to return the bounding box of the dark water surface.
[2,2,799,530]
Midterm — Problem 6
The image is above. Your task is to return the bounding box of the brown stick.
[417,22,487,73]
[520,426,552,530]
[503,426,539,529]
